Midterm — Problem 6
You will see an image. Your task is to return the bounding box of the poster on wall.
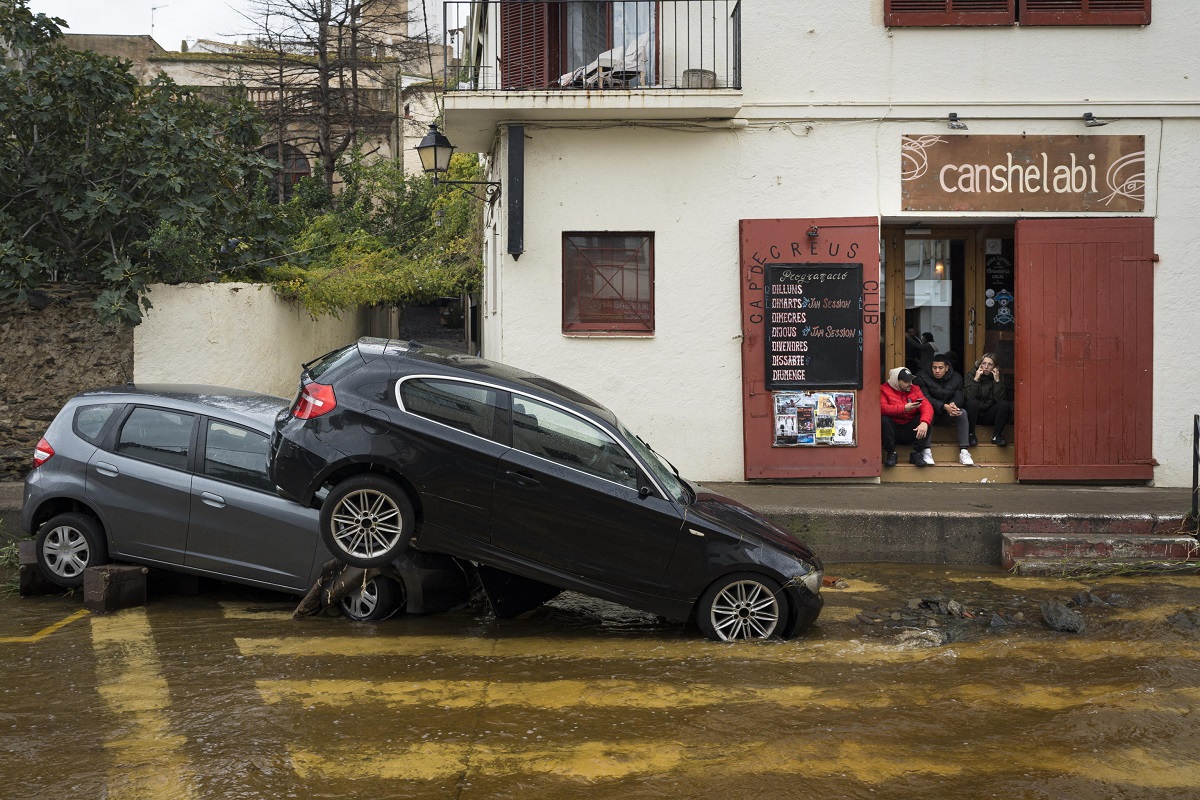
[773,391,856,447]
[984,237,1014,330]
[764,264,864,390]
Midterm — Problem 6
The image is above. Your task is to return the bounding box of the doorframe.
[881,226,984,375]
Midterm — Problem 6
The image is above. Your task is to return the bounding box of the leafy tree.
[0,0,290,323]
[267,150,484,317]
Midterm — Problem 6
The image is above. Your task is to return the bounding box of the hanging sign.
[764,263,863,390]
[901,134,1145,212]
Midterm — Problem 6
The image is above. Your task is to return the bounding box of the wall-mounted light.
[807,226,819,238]
[1083,112,1110,128]
[415,123,501,203]
[947,113,968,131]
[934,241,945,277]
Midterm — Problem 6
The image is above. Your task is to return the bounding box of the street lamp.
[415,123,501,203]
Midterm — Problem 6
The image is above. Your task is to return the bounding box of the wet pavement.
[3,563,1200,799]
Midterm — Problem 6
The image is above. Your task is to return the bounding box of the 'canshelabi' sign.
[901,134,1145,213]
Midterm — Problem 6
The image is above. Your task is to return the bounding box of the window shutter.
[1019,0,1150,26]
[500,2,549,89]
[885,0,1015,26]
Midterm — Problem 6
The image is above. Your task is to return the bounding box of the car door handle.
[504,470,540,488]
[95,461,119,477]
[201,491,226,508]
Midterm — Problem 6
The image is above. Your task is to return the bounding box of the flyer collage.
[772,391,856,447]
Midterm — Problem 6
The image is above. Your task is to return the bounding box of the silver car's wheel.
[697,573,784,642]
[339,576,405,622]
[35,512,110,589]
[319,476,416,568]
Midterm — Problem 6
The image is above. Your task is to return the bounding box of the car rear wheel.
[319,475,416,567]
[696,572,785,642]
[36,512,110,589]
[339,575,406,622]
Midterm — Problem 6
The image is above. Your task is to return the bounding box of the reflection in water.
[2,564,1199,798]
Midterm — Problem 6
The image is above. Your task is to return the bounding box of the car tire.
[35,512,110,589]
[319,475,416,568]
[696,572,786,642]
[339,575,406,622]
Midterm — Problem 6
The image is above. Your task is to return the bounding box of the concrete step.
[1002,531,1200,570]
[1010,558,1200,577]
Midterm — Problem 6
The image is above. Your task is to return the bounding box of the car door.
[490,395,684,597]
[185,418,322,592]
[393,376,509,545]
[86,405,196,564]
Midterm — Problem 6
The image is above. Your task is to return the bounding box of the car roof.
[369,339,621,426]
[74,384,289,431]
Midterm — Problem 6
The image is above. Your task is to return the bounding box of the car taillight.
[293,382,337,420]
[33,437,54,468]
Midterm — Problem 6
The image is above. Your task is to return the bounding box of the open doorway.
[882,225,1015,389]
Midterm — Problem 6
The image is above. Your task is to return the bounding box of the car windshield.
[619,423,692,505]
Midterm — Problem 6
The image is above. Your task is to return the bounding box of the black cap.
[897,368,914,383]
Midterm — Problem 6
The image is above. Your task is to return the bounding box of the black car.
[22,385,469,621]
[269,339,824,641]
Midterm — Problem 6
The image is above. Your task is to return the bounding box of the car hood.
[684,485,821,566]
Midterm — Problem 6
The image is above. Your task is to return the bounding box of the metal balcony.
[443,1,741,93]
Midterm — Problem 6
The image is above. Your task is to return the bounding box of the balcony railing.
[444,0,740,92]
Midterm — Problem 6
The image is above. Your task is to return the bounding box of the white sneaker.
[959,448,974,466]
[922,448,935,465]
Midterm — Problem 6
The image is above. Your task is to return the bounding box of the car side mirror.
[638,486,652,499]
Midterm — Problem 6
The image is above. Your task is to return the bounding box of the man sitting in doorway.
[915,354,974,466]
[880,367,933,468]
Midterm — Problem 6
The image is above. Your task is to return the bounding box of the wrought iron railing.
[443,0,741,92]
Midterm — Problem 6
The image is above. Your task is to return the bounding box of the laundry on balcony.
[558,33,649,89]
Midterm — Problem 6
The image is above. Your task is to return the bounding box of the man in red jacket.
[880,367,934,468]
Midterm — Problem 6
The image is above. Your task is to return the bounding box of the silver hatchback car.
[21,385,469,620]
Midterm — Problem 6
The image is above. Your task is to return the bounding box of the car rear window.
[398,378,504,441]
[73,403,121,446]
[305,344,361,381]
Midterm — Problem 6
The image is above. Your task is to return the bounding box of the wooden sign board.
[901,134,1145,212]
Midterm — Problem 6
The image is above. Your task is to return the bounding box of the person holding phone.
[965,352,1013,447]
[880,367,934,468]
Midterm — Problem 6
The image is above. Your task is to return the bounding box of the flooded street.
[3,563,1200,799]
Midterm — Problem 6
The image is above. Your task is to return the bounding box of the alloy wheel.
[329,489,406,561]
[708,579,781,641]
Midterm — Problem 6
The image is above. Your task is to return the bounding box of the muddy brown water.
[2,563,1199,799]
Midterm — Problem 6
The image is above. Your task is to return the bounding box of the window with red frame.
[563,233,654,333]
[884,0,1150,27]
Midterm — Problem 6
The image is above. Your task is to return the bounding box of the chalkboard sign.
[764,263,863,389]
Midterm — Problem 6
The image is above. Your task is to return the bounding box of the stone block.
[83,564,148,614]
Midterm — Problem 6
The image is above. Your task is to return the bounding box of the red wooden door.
[740,218,881,479]
[1014,218,1155,481]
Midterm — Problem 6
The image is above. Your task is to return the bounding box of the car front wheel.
[319,475,416,568]
[340,575,406,622]
[36,512,110,589]
[696,572,785,642]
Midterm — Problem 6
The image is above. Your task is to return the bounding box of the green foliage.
[0,0,291,324]
[267,151,484,317]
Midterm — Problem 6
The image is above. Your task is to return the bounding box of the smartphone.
[914,398,924,404]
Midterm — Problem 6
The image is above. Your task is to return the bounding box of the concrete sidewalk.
[4,479,1196,565]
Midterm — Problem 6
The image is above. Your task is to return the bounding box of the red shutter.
[740,218,881,480]
[1014,218,1155,481]
[885,0,1015,26]
[500,2,552,90]
[1020,0,1150,26]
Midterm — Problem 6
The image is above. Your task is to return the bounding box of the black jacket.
[915,365,964,415]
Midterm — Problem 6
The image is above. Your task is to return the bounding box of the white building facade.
[444,1,1200,487]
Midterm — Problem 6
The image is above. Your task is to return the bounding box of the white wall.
[134,283,368,399]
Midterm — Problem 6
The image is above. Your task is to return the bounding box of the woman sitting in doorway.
[965,352,1013,447]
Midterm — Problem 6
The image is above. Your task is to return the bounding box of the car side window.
[203,420,272,492]
[115,407,195,470]
[73,403,121,446]
[399,378,504,441]
[511,396,638,489]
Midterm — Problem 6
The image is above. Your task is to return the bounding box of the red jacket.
[880,381,933,426]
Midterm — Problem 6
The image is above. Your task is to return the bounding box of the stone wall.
[0,287,134,481]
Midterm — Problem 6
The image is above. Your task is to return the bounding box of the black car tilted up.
[269,338,824,642]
